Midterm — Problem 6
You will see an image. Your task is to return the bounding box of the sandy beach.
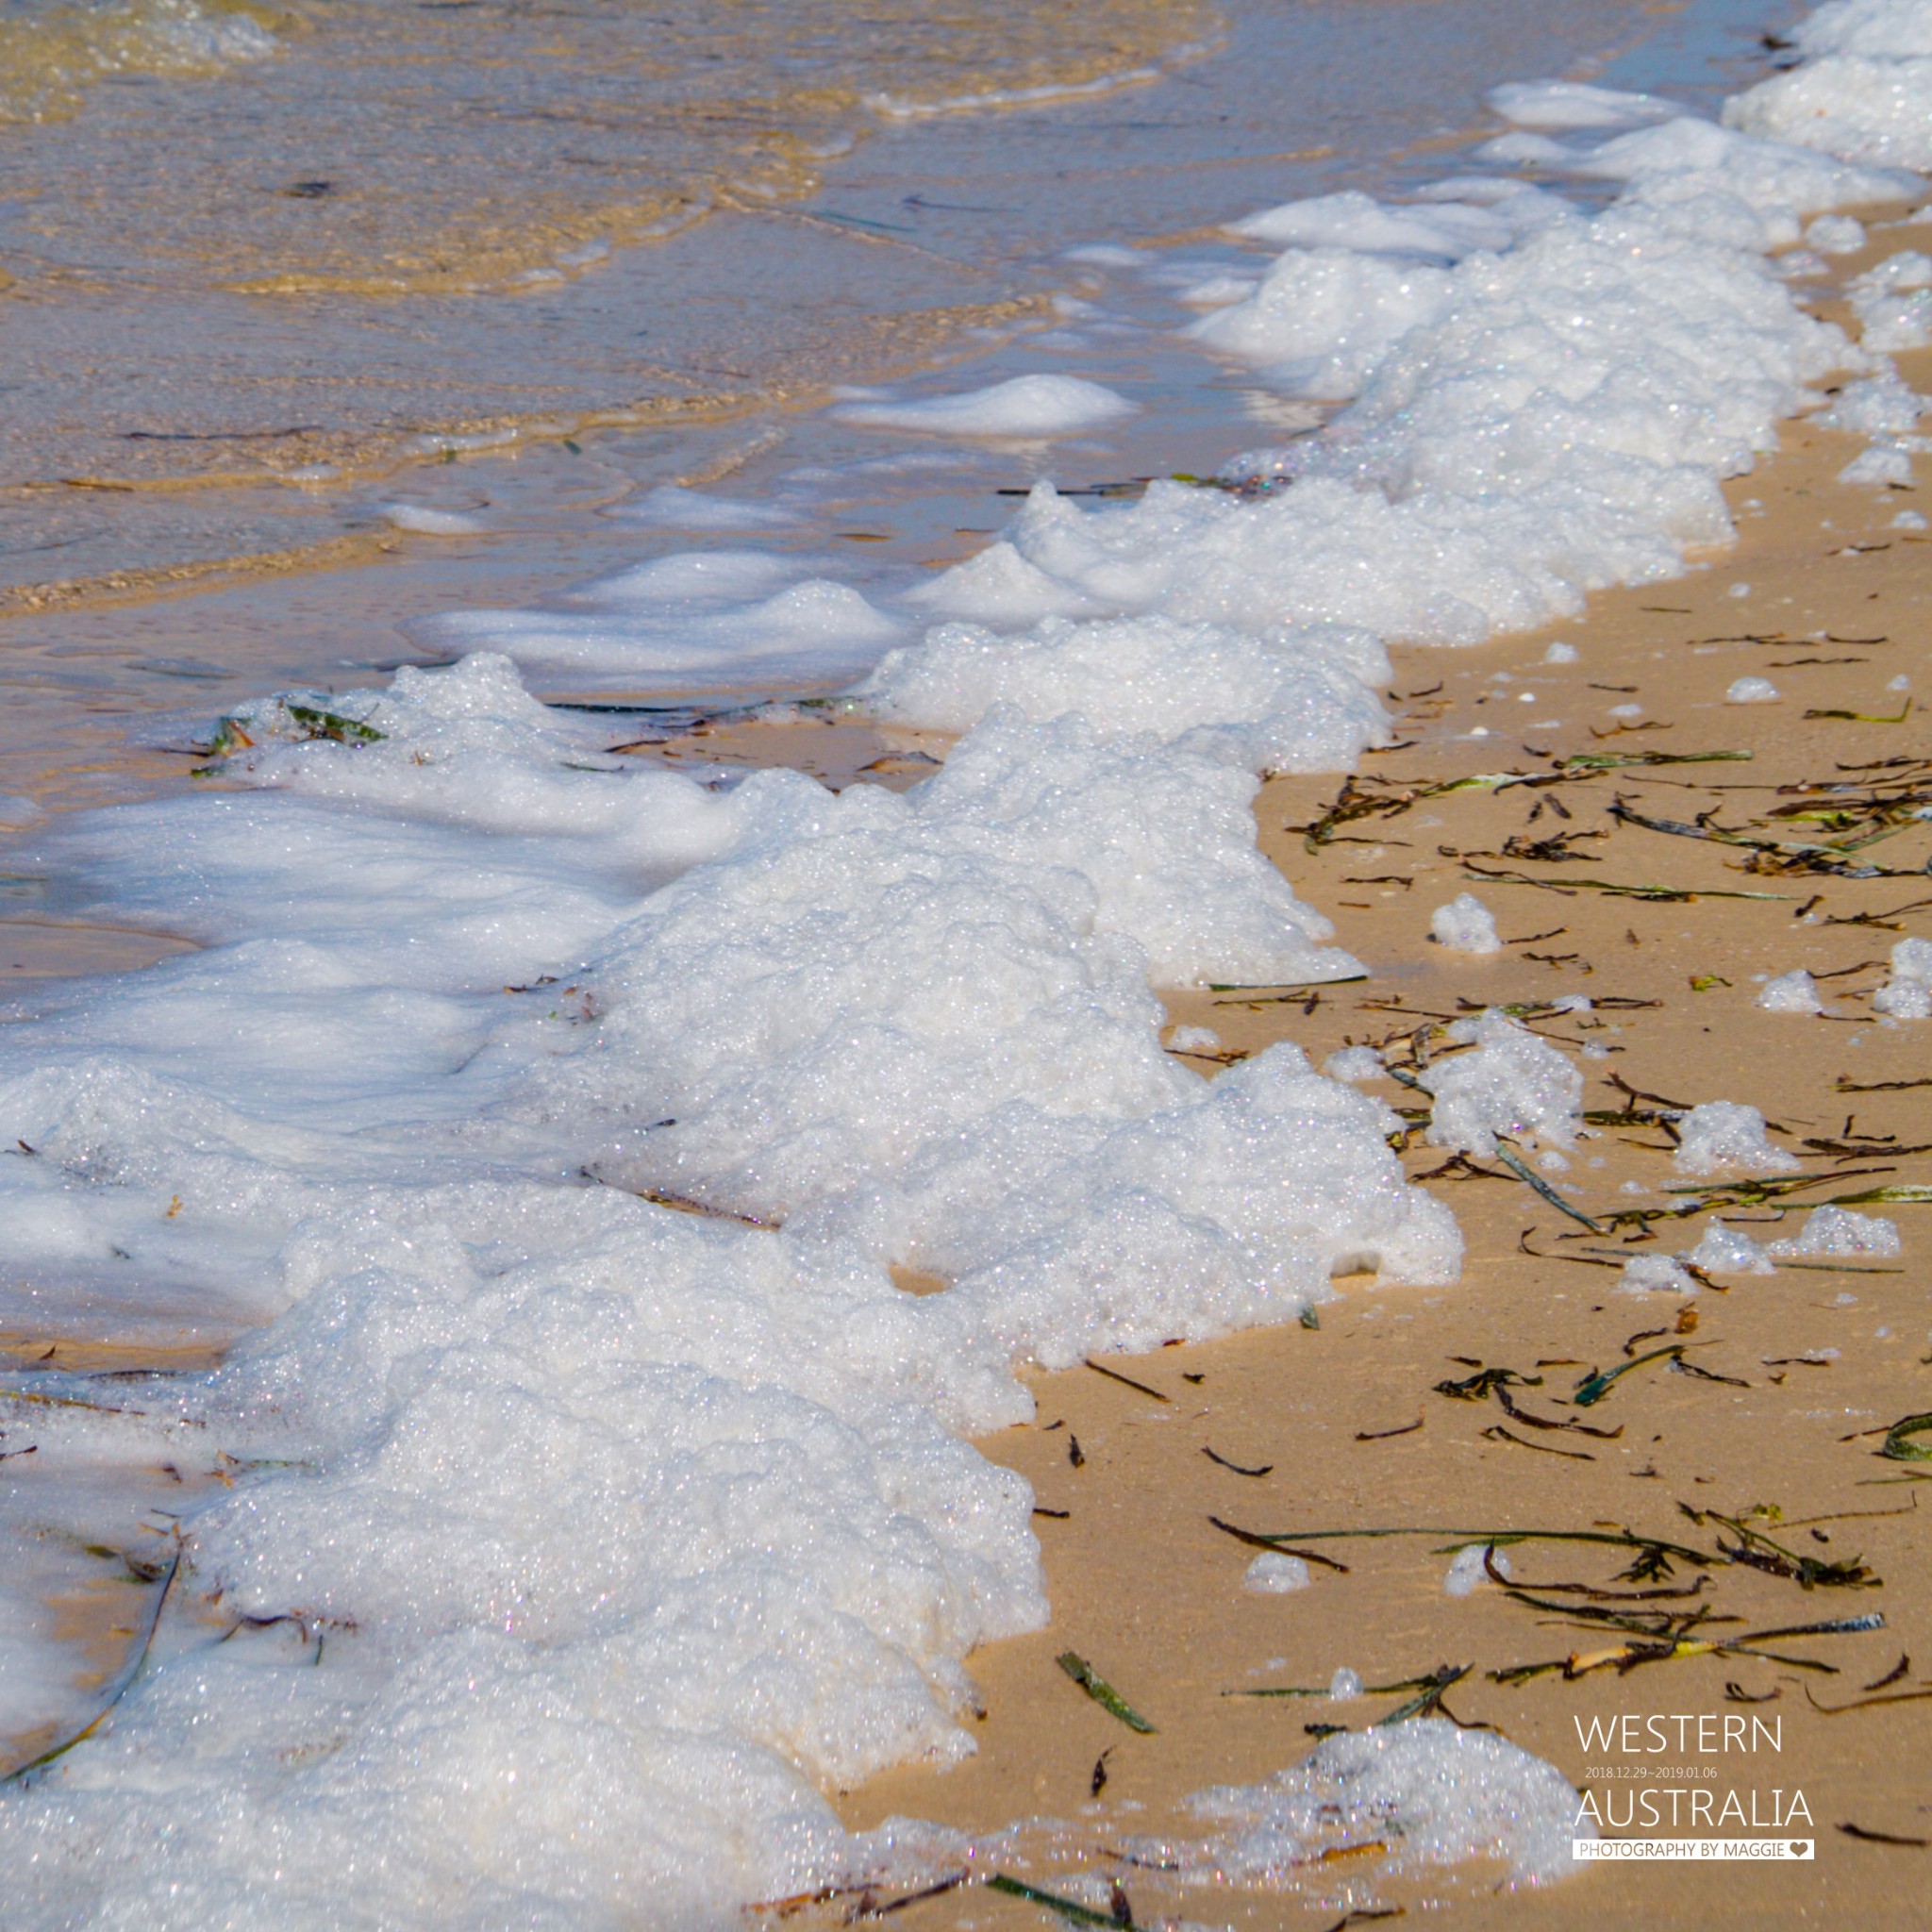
[3,3,1932,1925]
[818,246,1932,1926]
[8,219,1925,1929]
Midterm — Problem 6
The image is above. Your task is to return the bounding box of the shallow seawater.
[0,0,1773,608]
[0,0,1799,822]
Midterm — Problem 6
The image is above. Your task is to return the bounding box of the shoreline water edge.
[0,0,1684,614]
[2,0,1931,1924]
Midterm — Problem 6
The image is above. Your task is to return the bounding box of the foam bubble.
[1323,1046,1386,1082]
[1243,1552,1311,1593]
[1758,968,1824,1011]
[830,375,1137,438]
[1874,935,1932,1017]
[1422,1010,1582,1156]
[1806,212,1869,251]
[1428,892,1501,955]
[1183,1720,1588,1885]
[1767,1205,1902,1257]
[1726,29,1932,170]
[1488,79,1682,131]
[1681,1220,1774,1274]
[418,554,905,689]
[1225,189,1520,258]
[380,503,484,536]
[1443,1543,1511,1595]
[857,610,1392,774]
[1621,1253,1699,1294]
[1850,250,1932,351]
[1673,1101,1800,1174]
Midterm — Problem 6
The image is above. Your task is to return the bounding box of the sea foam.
[1,0,1927,1922]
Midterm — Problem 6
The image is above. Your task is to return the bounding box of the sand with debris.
[807,225,1932,1932]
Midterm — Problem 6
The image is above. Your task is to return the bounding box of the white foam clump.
[1169,1024,1220,1053]
[830,375,1137,438]
[1806,212,1869,252]
[1488,79,1682,131]
[528,838,1454,1344]
[1429,891,1502,955]
[1323,1045,1386,1081]
[1758,968,1824,1011]
[1850,250,1932,351]
[1328,1666,1364,1701]
[9,0,1932,1916]
[1874,935,1932,1017]
[1184,1720,1588,1886]
[1726,675,1781,703]
[1443,1543,1511,1595]
[198,1209,1041,1702]
[1622,1252,1699,1293]
[1243,1552,1311,1593]
[1198,187,1571,392]
[175,651,775,863]
[857,610,1393,774]
[916,197,1865,658]
[0,647,1462,1925]
[610,483,800,531]
[1794,0,1932,58]
[1681,1220,1775,1274]
[1542,641,1579,664]
[1225,187,1533,258]
[1484,111,1911,237]
[0,1132,1039,1912]
[1672,1100,1800,1174]
[1816,367,1926,487]
[871,81,1911,777]
[1725,1,1932,170]
[1423,1010,1582,1156]
[1767,1204,1902,1257]
[1840,442,1917,484]
[891,708,1364,991]
[1188,245,1455,396]
[418,549,906,690]
[1819,369,1926,437]
[380,503,483,536]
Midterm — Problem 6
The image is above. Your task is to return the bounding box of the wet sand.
[0,920,198,979]
[817,236,1932,1927]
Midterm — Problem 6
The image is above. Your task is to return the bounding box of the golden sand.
[810,248,1932,1930]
